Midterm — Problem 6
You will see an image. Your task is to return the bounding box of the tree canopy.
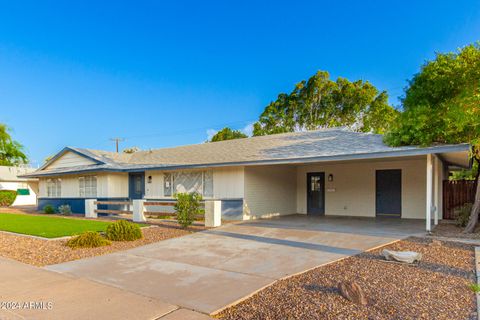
[0,124,28,166]
[384,43,480,147]
[253,71,398,136]
[209,127,248,142]
[383,43,480,233]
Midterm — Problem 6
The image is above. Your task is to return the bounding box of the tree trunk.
[463,158,480,233]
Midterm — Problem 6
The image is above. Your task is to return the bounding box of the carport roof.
[21,128,471,177]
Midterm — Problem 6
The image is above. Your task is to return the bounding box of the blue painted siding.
[38,197,129,215]
[38,198,89,214]
[221,199,243,220]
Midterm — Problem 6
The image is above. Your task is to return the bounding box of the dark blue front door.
[129,173,145,200]
[307,172,325,215]
[376,169,402,217]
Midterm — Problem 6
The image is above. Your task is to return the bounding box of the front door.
[376,169,402,217]
[129,173,145,200]
[307,172,325,215]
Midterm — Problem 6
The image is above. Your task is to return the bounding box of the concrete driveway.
[46,215,425,315]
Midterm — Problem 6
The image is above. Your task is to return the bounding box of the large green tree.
[0,124,28,166]
[384,43,480,232]
[253,71,398,136]
[209,127,248,142]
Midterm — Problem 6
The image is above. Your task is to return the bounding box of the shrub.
[174,192,204,228]
[105,220,142,241]
[66,231,111,249]
[455,203,473,227]
[43,204,56,214]
[0,190,17,206]
[470,283,480,293]
[58,204,72,215]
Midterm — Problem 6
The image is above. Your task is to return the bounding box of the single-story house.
[0,165,39,206]
[20,128,471,230]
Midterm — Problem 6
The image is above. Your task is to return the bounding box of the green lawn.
[0,213,121,238]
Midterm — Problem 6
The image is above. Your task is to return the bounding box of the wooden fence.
[144,201,205,219]
[443,180,476,220]
[94,200,132,215]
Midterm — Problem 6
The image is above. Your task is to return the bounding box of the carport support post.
[85,199,97,218]
[205,200,221,227]
[133,200,147,222]
[433,155,439,226]
[426,154,433,232]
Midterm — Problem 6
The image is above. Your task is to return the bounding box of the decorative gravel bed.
[431,222,480,240]
[217,237,476,320]
[0,224,203,267]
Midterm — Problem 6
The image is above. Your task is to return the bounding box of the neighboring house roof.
[0,165,38,182]
[21,128,471,178]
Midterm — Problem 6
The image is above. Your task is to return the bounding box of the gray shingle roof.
[23,128,470,177]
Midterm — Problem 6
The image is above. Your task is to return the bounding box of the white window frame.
[79,176,97,198]
[163,171,213,198]
[47,178,61,197]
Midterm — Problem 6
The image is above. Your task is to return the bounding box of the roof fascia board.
[25,143,470,177]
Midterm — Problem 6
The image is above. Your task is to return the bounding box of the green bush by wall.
[0,190,17,206]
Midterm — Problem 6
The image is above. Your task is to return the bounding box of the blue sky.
[0,1,479,166]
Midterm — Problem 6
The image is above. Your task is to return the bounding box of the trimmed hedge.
[66,231,111,249]
[0,190,17,206]
[105,220,142,241]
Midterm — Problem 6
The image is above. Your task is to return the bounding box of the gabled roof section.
[21,128,471,178]
[38,147,105,171]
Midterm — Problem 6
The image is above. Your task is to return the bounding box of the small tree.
[384,43,480,232]
[174,192,204,228]
[209,127,248,142]
[0,124,28,166]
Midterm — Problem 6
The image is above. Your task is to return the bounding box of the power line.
[109,137,125,153]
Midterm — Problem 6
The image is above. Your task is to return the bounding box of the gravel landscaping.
[431,221,480,240]
[0,224,203,267]
[217,237,476,320]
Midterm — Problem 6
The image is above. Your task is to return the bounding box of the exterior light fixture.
[148,176,152,183]
[328,174,334,182]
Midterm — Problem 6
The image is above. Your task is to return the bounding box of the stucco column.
[85,199,97,218]
[426,154,433,232]
[132,200,147,222]
[205,200,222,227]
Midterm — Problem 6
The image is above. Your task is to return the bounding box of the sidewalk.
[0,257,210,320]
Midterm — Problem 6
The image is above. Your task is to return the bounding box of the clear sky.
[1,1,479,166]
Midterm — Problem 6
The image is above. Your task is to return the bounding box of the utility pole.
[110,137,125,153]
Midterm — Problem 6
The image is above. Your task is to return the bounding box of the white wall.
[213,167,244,199]
[296,157,428,219]
[46,151,95,169]
[145,167,244,199]
[0,181,38,206]
[244,165,297,219]
[38,173,128,198]
[105,174,129,198]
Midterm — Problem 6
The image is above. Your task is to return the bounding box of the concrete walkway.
[0,256,213,320]
[46,215,425,315]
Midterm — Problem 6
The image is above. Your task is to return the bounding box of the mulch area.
[0,210,206,266]
[431,222,480,240]
[217,237,477,320]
